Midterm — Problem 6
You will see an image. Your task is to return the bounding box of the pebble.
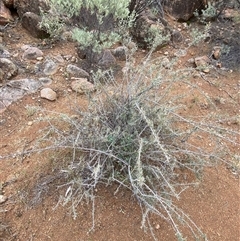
[0,195,7,204]
[40,88,57,101]
[27,121,33,126]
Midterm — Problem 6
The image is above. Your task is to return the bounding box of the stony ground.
[0,11,240,241]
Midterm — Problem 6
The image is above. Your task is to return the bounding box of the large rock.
[163,0,207,21]
[0,79,42,112]
[14,0,49,38]
[0,0,13,25]
[14,0,49,18]
[22,12,49,39]
[98,50,116,68]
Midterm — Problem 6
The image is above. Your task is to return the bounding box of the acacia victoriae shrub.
[36,44,238,241]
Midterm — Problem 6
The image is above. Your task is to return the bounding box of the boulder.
[13,0,49,38]
[22,12,49,39]
[98,50,116,68]
[14,0,49,18]
[163,0,207,21]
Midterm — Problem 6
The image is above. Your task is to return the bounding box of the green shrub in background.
[41,0,135,54]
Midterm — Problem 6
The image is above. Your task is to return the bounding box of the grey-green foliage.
[41,46,239,240]
[42,0,135,54]
[194,3,218,24]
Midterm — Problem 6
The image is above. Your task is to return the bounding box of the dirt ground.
[0,14,240,241]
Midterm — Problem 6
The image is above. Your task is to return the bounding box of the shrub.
[35,3,239,240]
[35,43,239,241]
[40,0,135,60]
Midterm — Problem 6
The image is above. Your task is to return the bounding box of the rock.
[71,78,95,94]
[0,194,7,204]
[3,0,14,8]
[66,64,90,78]
[39,77,52,86]
[22,12,49,39]
[43,59,59,75]
[212,46,221,60]
[53,55,65,63]
[0,58,18,82]
[0,78,42,112]
[14,0,49,18]
[27,121,33,126]
[171,30,183,43]
[98,49,116,68]
[40,88,57,101]
[22,46,43,60]
[163,0,206,21]
[112,46,128,60]
[0,45,11,58]
[0,0,13,25]
[21,44,31,51]
[131,10,168,49]
[194,55,211,72]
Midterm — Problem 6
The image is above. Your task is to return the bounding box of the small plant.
[25,105,39,117]
[194,3,218,24]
